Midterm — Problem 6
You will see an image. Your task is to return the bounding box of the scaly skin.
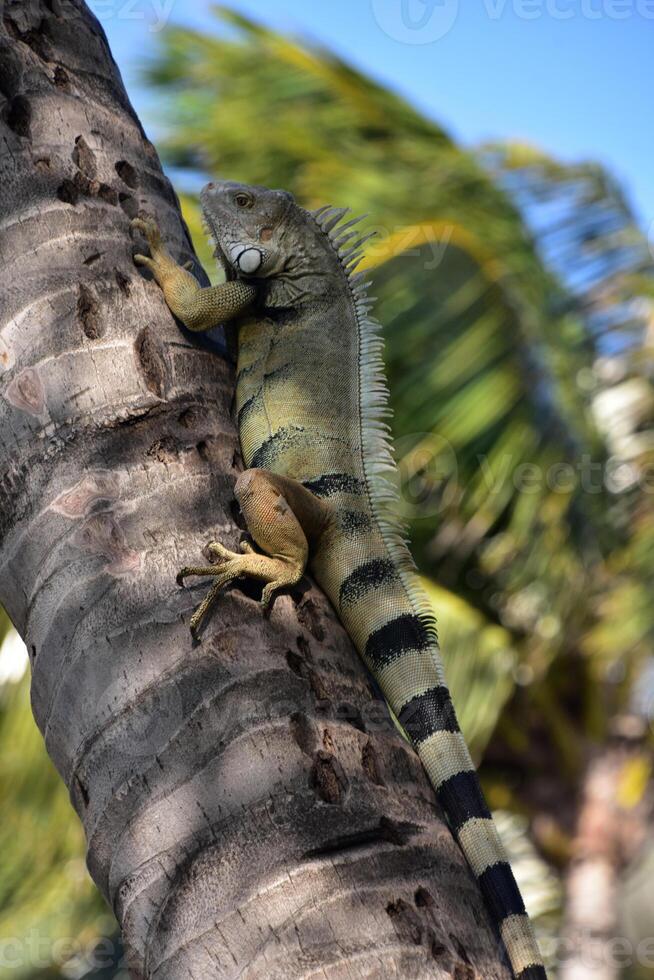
[131,182,547,979]
[133,218,256,330]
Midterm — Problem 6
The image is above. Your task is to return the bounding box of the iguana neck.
[252,206,360,310]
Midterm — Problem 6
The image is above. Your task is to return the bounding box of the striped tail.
[314,543,547,979]
[399,683,546,980]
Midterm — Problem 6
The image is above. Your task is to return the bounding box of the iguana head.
[201,179,295,280]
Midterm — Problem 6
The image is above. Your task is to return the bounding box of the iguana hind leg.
[178,468,332,636]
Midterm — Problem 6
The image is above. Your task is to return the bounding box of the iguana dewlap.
[132,181,546,979]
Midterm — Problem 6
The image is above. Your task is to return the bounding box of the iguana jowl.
[132,181,546,980]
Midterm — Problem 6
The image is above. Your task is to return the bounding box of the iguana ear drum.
[228,242,265,274]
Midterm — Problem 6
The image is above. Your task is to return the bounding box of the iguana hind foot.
[178,469,330,634]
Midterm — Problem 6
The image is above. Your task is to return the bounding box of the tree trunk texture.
[0,2,511,977]
[559,735,651,980]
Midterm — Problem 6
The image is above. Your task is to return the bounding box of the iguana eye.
[235,193,252,208]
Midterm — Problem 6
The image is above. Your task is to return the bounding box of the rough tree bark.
[559,733,651,980]
[0,2,511,977]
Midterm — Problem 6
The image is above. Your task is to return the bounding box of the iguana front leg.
[178,469,333,636]
[131,217,256,331]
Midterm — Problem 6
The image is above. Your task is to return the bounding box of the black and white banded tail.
[399,678,547,980]
[313,533,547,980]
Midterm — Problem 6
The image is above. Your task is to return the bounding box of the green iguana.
[132,181,546,979]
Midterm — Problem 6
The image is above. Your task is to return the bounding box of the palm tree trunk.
[0,2,511,976]
[559,736,650,980]
[559,750,623,980]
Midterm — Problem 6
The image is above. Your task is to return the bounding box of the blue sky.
[95,0,653,232]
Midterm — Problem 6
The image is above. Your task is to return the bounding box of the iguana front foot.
[131,217,256,332]
[132,217,188,287]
